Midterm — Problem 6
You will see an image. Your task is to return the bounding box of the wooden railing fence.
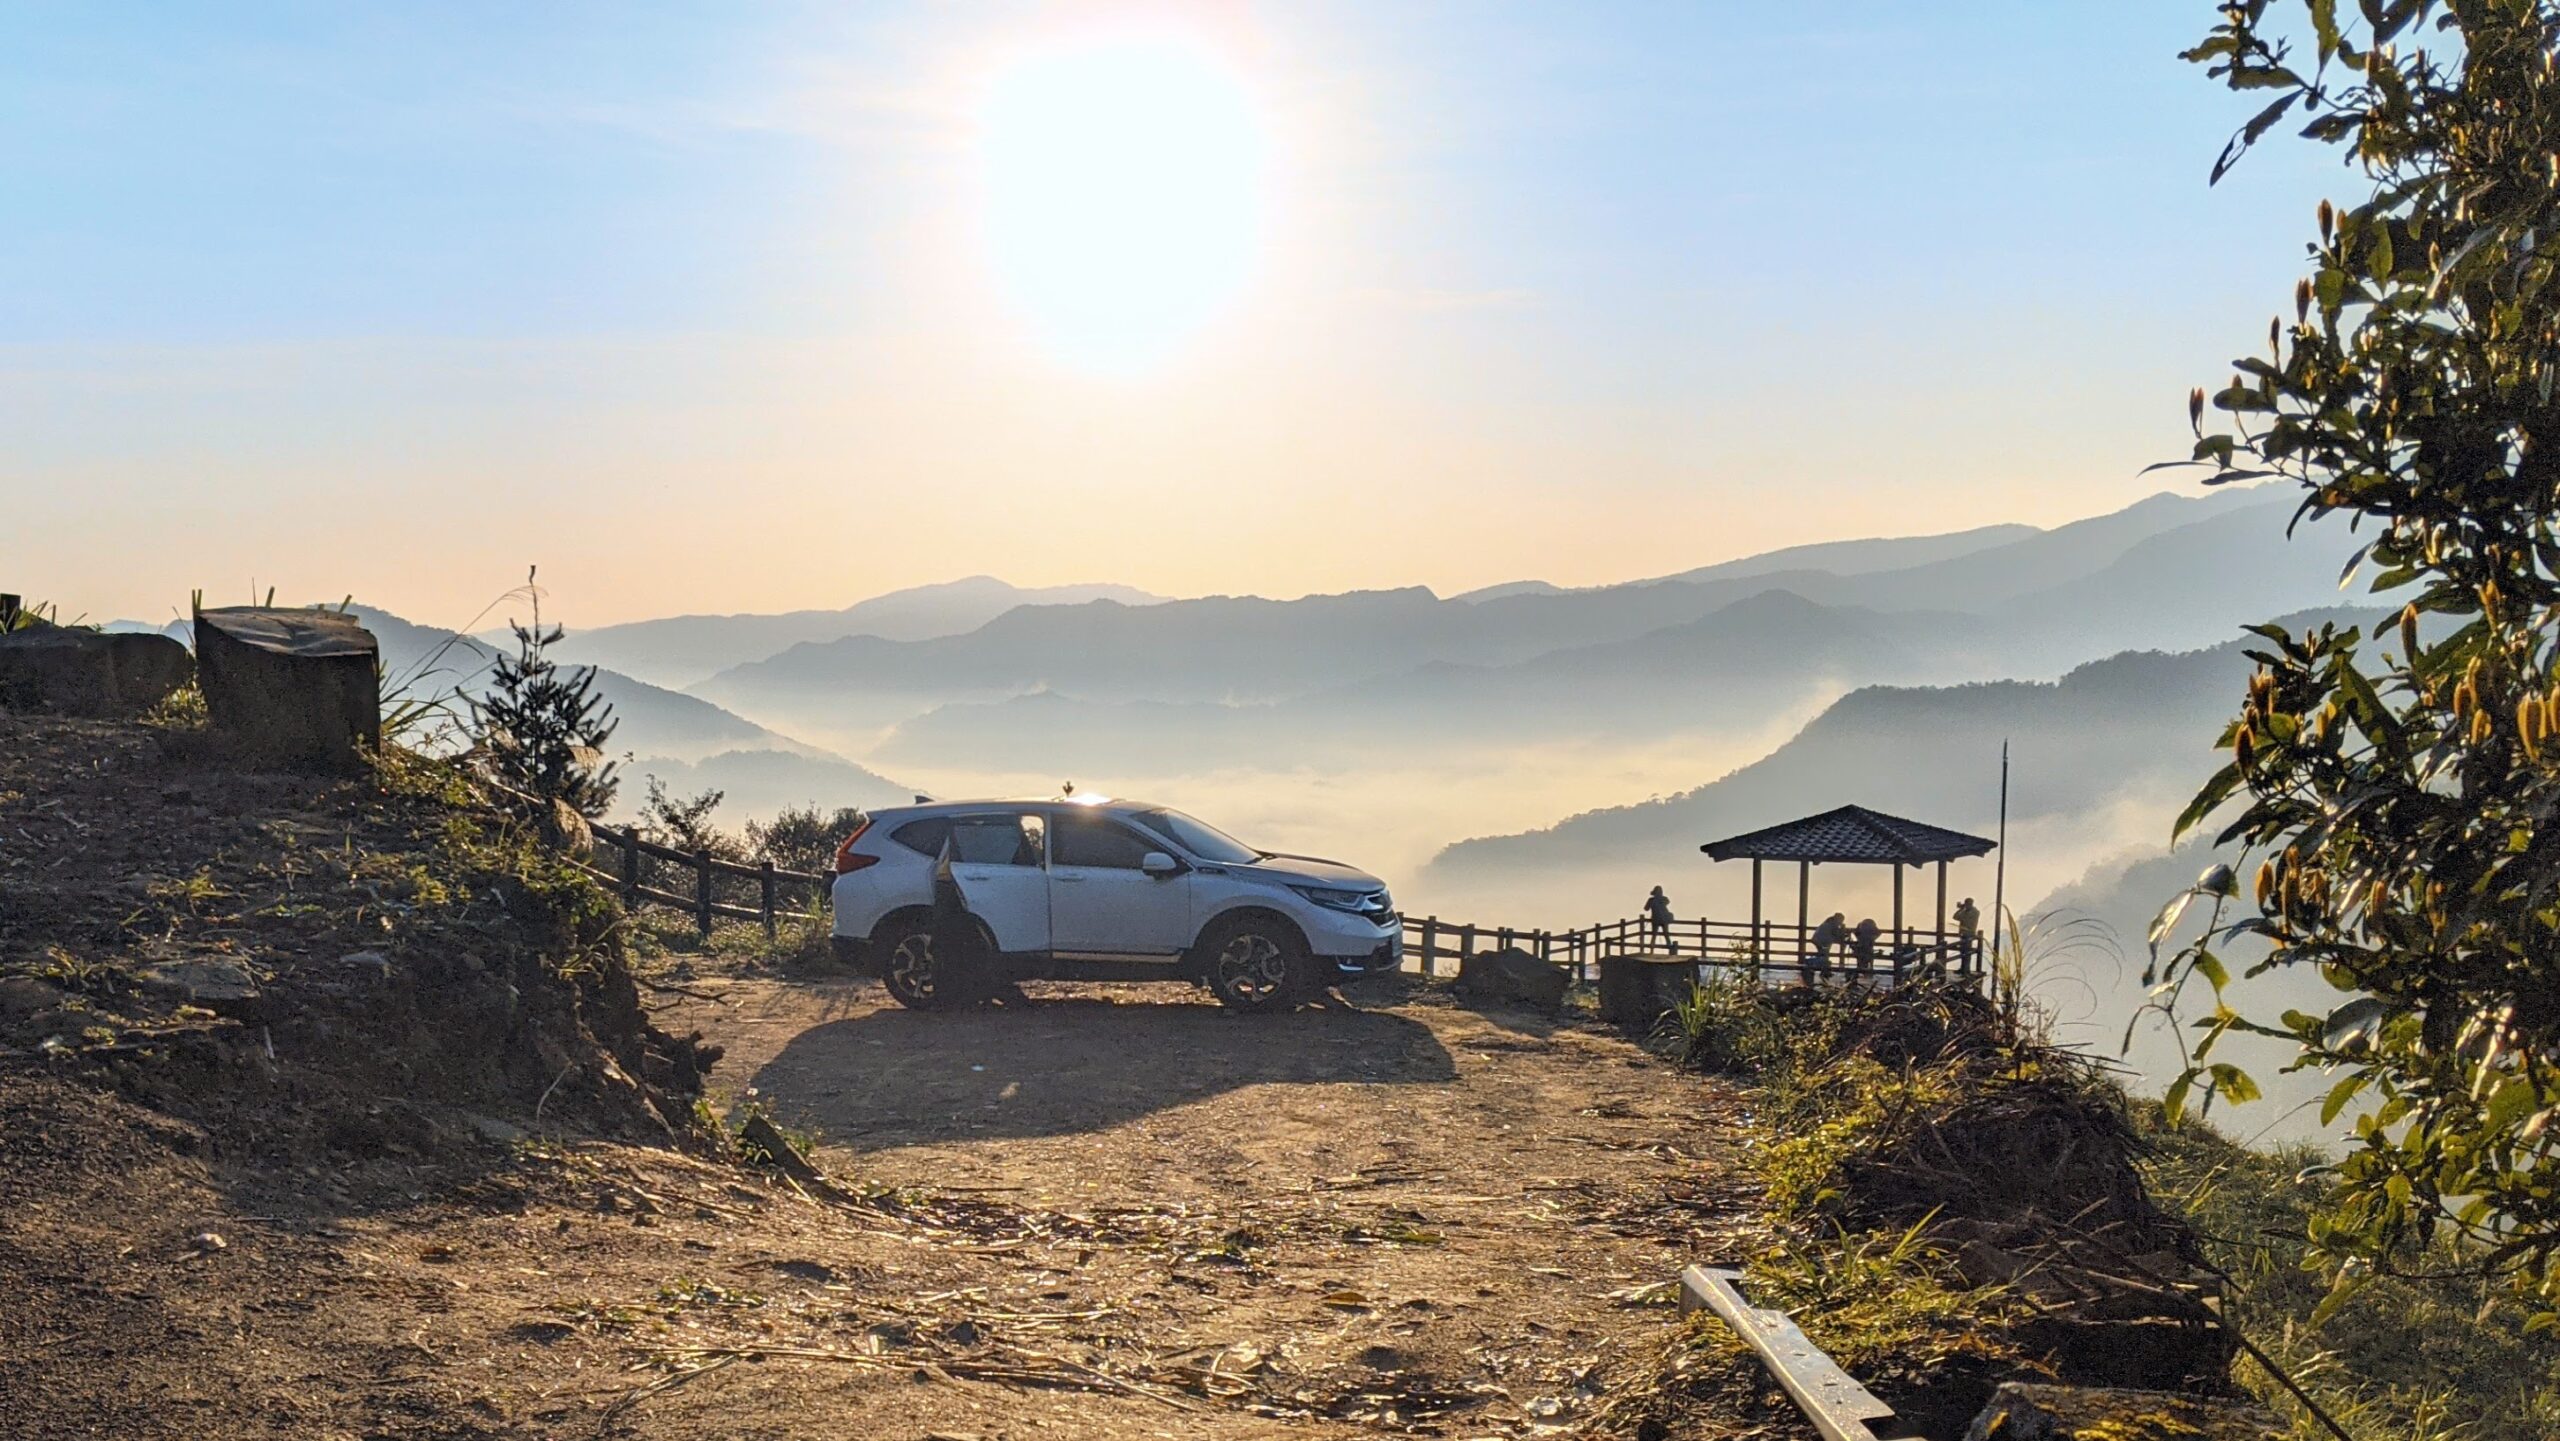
[564,814,1984,984]
[574,819,829,940]
[1397,912,1982,987]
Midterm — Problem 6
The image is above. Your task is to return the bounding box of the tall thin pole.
[1990,740,2010,997]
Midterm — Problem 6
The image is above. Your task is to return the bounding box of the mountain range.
[354,606,916,819]
[538,577,1162,689]
[708,487,2356,786]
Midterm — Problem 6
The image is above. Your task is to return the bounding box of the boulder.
[0,626,192,717]
[540,796,594,860]
[1454,946,1568,1012]
[1962,1382,2279,1440]
[133,958,261,1006]
[1598,954,1681,1029]
[193,607,380,772]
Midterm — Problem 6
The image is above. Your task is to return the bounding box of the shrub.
[468,580,618,818]
[637,776,743,860]
[2163,0,2560,1321]
[745,803,869,876]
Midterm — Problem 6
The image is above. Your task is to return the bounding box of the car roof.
[880,797,1159,818]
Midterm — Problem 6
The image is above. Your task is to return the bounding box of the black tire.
[1201,915,1314,1013]
[877,917,948,1010]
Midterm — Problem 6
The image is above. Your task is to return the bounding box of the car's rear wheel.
[1204,917,1312,1012]
[879,919,946,1010]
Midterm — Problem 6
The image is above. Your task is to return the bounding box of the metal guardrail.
[1679,1266,1921,1441]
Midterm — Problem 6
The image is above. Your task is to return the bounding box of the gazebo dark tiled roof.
[1699,804,1996,866]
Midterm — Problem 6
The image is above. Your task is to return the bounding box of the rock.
[2012,1314,2239,1393]
[133,958,261,1005]
[0,976,66,1020]
[0,626,192,717]
[1597,954,1680,1029]
[192,607,380,773]
[337,949,394,976]
[1454,946,1568,1012]
[540,797,593,860]
[1962,1382,2279,1440]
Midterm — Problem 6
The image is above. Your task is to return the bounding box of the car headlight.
[1289,885,1371,912]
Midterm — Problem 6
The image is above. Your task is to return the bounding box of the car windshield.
[1131,807,1262,865]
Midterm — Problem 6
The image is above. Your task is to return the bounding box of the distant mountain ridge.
[1425,604,2380,903]
[348,605,915,817]
[540,577,1165,689]
[691,485,2339,752]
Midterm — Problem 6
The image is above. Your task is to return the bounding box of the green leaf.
[2163,1069,2196,1125]
[2321,1073,2371,1126]
[2487,1078,2537,1131]
[2210,1063,2263,1105]
[2194,950,2232,992]
[2174,764,2244,838]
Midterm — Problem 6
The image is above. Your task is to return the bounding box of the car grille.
[1356,890,1395,925]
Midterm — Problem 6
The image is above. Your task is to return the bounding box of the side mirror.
[1141,851,1182,878]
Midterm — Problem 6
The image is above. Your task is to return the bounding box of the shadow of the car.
[746,996,1458,1147]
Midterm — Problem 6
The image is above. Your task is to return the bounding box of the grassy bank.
[1599,968,2560,1439]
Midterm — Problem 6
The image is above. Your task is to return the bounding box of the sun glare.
[975,32,1269,377]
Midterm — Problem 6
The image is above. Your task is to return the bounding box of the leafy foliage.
[637,776,740,860]
[469,576,619,818]
[2160,0,2560,1320]
[744,803,870,878]
[2148,1110,2560,1440]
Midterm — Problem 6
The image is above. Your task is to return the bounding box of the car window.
[1052,820,1157,870]
[891,817,950,856]
[950,815,1043,867]
[1130,807,1260,865]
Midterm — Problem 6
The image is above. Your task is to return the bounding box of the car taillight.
[832,818,877,874]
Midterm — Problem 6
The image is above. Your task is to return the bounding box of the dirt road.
[6,973,1760,1439]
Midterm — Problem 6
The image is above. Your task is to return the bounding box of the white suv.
[828,797,1400,1011]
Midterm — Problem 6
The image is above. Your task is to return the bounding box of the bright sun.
[976,32,1269,376]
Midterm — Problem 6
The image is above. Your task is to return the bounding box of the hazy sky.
[4,2,2340,628]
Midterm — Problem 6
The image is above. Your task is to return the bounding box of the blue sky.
[2,2,2344,625]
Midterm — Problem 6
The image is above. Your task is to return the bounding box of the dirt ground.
[3,969,1764,1440]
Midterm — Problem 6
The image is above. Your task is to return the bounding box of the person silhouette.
[1953,896,1982,974]
[1643,885,1679,954]
[1807,911,1847,983]
[1850,916,1881,973]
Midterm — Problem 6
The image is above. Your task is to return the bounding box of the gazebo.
[1699,804,1997,972]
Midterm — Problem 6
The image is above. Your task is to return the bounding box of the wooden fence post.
[1420,917,1440,977]
[759,860,778,940]
[619,832,639,905]
[1460,924,1478,965]
[694,849,714,938]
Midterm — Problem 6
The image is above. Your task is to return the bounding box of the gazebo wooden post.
[1935,859,1949,953]
[1891,864,1905,950]
[1796,860,1810,964]
[1749,859,1763,962]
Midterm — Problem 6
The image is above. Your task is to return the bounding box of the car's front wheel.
[1202,917,1313,1012]
[878,918,947,1010]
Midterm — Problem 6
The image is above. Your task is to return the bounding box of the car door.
[1048,814,1192,958]
[946,812,1050,955]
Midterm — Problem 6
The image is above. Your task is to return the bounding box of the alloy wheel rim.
[890,934,938,997]
[1215,934,1286,999]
